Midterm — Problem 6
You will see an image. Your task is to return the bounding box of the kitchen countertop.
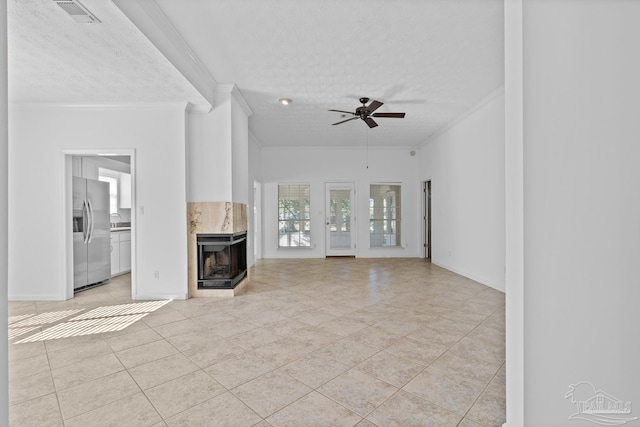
[110,227,131,232]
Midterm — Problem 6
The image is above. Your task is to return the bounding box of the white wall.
[261,146,420,259]
[523,1,640,424]
[504,0,524,423]
[417,91,505,291]
[8,104,189,300]
[186,104,232,202]
[1,0,9,421]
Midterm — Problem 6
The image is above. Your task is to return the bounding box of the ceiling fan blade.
[332,117,359,126]
[372,112,406,118]
[367,100,383,113]
[328,109,356,115]
[364,117,378,128]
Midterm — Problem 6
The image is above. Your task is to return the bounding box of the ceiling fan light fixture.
[278,98,292,105]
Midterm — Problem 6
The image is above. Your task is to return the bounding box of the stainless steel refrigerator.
[73,177,111,290]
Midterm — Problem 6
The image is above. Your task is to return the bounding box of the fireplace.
[197,232,247,289]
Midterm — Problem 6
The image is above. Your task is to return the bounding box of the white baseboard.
[10,293,188,301]
[134,292,188,301]
[8,294,65,301]
[431,260,505,293]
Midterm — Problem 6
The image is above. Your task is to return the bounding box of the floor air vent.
[53,0,101,24]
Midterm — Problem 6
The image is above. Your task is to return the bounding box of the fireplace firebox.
[197,232,247,289]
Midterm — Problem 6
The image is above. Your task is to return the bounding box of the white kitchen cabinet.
[119,231,131,273]
[119,172,131,209]
[110,234,120,276]
[72,157,82,177]
[72,156,99,179]
[81,157,99,180]
[110,231,131,276]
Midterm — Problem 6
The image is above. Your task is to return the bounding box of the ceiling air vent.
[53,0,101,24]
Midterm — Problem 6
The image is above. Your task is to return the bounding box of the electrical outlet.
[154,271,159,279]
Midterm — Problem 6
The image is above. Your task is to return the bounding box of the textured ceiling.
[7,0,207,104]
[154,0,504,147]
[8,0,504,148]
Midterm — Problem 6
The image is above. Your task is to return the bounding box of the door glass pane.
[329,189,351,249]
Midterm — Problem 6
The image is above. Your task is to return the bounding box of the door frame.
[325,182,356,257]
[253,180,262,261]
[62,149,136,301]
[422,180,432,260]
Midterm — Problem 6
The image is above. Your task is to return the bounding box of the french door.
[325,183,356,256]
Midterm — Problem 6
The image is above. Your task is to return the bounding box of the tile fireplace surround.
[187,202,248,298]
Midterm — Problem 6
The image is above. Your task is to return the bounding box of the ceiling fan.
[329,97,406,128]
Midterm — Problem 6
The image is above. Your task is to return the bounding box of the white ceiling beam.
[112,0,216,108]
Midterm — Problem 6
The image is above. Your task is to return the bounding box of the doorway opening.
[422,180,432,260]
[63,150,136,301]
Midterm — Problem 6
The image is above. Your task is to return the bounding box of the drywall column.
[504,0,524,425]
[186,101,233,202]
[1,0,9,423]
[247,132,263,266]
[523,1,640,424]
[185,85,252,296]
[186,84,251,204]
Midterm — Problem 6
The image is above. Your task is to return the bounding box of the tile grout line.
[9,262,505,426]
[456,359,507,427]
[355,296,505,424]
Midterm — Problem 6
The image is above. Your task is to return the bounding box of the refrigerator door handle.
[87,199,95,243]
[82,199,89,244]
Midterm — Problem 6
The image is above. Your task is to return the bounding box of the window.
[369,184,402,247]
[278,184,311,247]
[98,171,118,214]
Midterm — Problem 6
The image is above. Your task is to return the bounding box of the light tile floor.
[8,258,506,427]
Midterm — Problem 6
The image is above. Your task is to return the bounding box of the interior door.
[325,183,356,256]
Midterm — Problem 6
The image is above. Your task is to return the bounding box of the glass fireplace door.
[196,233,247,289]
[200,244,232,281]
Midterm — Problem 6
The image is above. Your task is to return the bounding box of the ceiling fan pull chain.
[366,127,369,169]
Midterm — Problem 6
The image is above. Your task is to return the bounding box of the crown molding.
[418,85,505,149]
[185,102,212,114]
[9,101,191,110]
[216,84,253,117]
[112,0,215,107]
[261,144,417,152]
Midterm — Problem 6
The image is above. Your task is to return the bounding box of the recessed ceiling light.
[279,98,292,105]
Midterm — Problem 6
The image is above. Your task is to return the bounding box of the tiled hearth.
[187,202,248,297]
